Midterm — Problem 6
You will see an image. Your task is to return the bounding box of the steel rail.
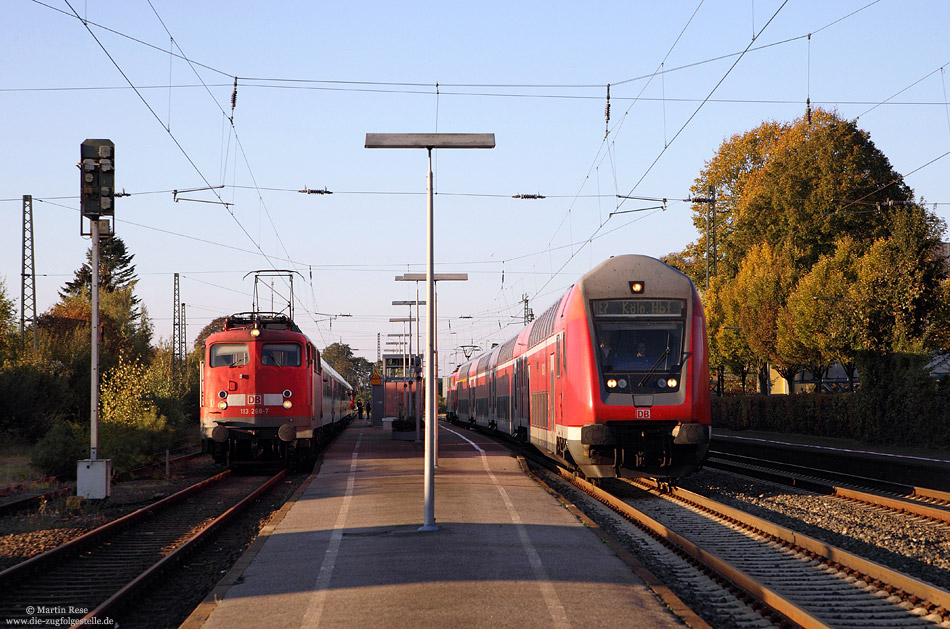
[0,470,230,584]
[656,480,950,614]
[557,467,831,628]
[73,469,287,628]
[0,485,72,517]
[706,455,950,524]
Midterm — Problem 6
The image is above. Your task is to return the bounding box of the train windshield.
[210,343,249,367]
[261,343,301,367]
[591,298,686,392]
[594,321,684,372]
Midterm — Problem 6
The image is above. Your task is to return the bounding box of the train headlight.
[217,400,228,410]
[250,328,261,337]
[218,390,228,399]
[618,378,627,389]
[657,378,667,389]
[667,378,678,388]
[283,389,292,398]
[606,378,618,389]
[283,400,293,409]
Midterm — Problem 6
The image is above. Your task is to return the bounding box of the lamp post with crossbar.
[366,133,494,531]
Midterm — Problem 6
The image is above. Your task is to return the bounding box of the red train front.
[199,312,351,467]
[447,255,711,480]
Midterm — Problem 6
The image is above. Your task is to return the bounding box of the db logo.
[635,408,651,419]
[247,394,264,405]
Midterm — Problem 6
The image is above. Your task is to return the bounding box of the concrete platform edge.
[516,458,713,629]
[179,470,318,629]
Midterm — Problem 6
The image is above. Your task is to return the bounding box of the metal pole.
[415,284,421,436]
[412,301,420,441]
[422,147,437,531]
[90,219,100,461]
[705,203,710,292]
[433,281,439,469]
[181,302,187,360]
[402,330,407,419]
[405,321,411,421]
[21,195,38,352]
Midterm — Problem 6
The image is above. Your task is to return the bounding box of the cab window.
[261,343,301,367]
[210,343,249,367]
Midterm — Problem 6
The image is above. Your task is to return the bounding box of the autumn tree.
[682,119,786,285]
[730,241,800,392]
[0,278,15,361]
[321,342,374,400]
[194,316,228,352]
[705,276,758,393]
[680,109,947,395]
[780,238,863,391]
[686,109,915,287]
[851,208,945,352]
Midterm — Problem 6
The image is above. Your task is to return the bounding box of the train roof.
[455,254,690,376]
[321,361,353,391]
[224,311,301,333]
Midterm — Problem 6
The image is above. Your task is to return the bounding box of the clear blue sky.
[3,0,950,374]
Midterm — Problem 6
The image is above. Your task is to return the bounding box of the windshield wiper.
[638,347,670,388]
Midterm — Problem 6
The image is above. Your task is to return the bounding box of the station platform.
[188,418,694,628]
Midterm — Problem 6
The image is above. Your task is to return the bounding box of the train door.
[468,369,477,420]
[553,332,563,424]
[550,353,556,422]
[513,360,521,434]
[490,372,496,425]
[514,357,528,440]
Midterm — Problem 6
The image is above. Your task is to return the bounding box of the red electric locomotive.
[446,255,710,480]
[199,311,353,467]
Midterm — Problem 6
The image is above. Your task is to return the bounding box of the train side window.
[210,343,248,367]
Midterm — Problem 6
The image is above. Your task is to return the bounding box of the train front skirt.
[563,420,710,479]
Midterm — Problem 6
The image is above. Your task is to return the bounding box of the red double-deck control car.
[446,255,710,480]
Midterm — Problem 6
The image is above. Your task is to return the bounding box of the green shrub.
[31,420,86,478]
[97,353,176,472]
[0,357,72,442]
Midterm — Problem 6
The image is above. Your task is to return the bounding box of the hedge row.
[712,388,950,449]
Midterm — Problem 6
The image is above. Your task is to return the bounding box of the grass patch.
[0,442,44,487]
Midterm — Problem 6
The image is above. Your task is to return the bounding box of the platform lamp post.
[367,133,494,531]
[393,301,425,440]
[396,273,468,469]
[390,317,417,437]
[387,332,410,418]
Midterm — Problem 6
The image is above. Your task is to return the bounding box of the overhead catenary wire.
[526,1,788,307]
[24,0,881,103]
[15,0,932,357]
[61,0,280,276]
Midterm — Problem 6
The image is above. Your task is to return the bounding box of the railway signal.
[77,139,116,501]
[80,139,115,218]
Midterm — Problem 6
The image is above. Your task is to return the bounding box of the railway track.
[0,485,72,517]
[0,451,203,517]
[705,452,950,526]
[0,469,285,627]
[710,434,950,492]
[548,466,950,628]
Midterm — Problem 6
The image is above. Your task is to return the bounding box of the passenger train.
[445,255,711,480]
[199,311,353,467]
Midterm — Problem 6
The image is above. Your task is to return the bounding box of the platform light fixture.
[367,133,493,532]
